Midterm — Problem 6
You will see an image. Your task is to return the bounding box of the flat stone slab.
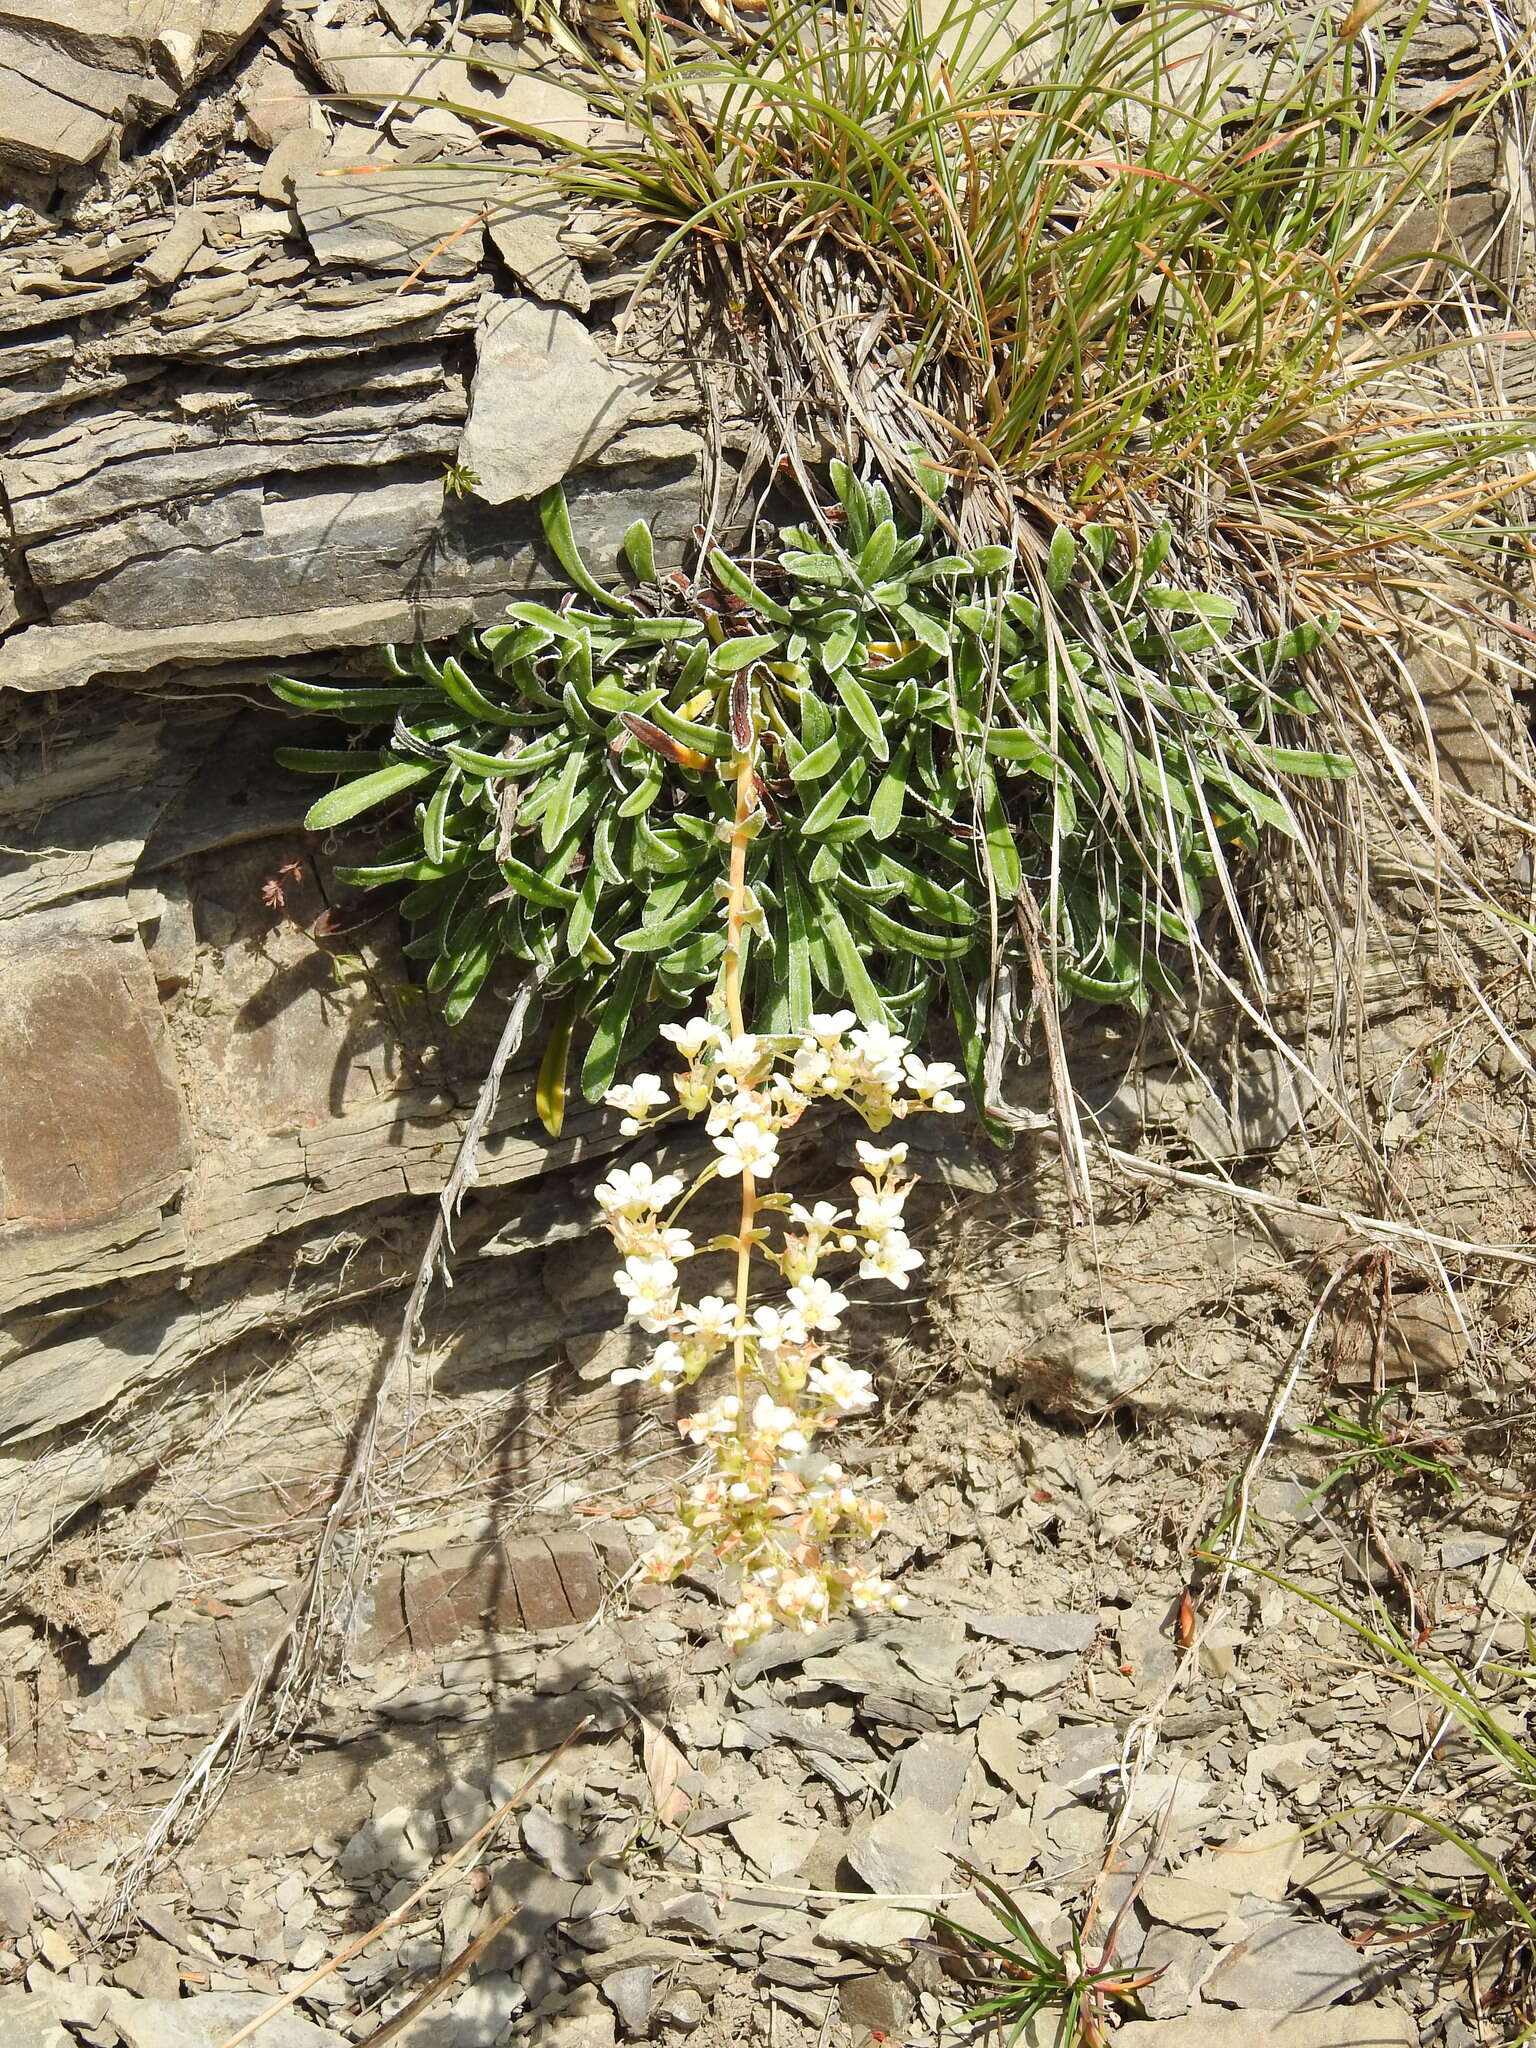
[107,1990,342,2048]
[968,1612,1098,1652]
[0,907,189,1339]
[0,1988,72,2048]
[1203,1918,1365,2012]
[459,296,653,505]
[294,162,514,277]
[1113,2007,1419,2046]
[846,1800,958,1900]
[487,179,589,309]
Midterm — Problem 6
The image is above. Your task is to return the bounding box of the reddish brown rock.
[0,911,189,1336]
[509,1540,577,1633]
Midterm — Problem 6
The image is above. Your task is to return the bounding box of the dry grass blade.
[352,1900,527,2047]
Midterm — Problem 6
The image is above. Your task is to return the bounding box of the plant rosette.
[594,1007,963,1647]
[274,467,1340,1134]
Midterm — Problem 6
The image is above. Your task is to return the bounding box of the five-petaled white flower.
[683,1394,741,1443]
[788,1276,848,1331]
[595,1162,684,1217]
[751,1303,809,1353]
[614,1253,679,1331]
[848,1572,904,1613]
[849,1023,908,1086]
[791,1043,834,1093]
[853,1181,907,1235]
[682,1294,738,1343]
[808,1357,875,1413]
[605,1072,669,1133]
[715,1033,766,1083]
[613,1339,686,1394]
[751,1394,808,1453]
[859,1233,924,1287]
[855,1138,909,1175]
[805,1010,856,1046]
[714,1118,779,1179]
[903,1053,966,1113]
[775,1571,830,1628]
[661,1016,725,1060]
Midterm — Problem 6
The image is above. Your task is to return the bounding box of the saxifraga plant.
[274,462,1344,1126]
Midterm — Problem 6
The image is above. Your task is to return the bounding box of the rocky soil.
[2,1,1536,2046]
[4,1010,1536,2048]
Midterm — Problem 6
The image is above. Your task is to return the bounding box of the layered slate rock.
[0,0,707,1567]
[0,0,1511,1594]
[0,0,267,187]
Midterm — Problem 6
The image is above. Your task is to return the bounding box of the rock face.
[0,0,706,1584]
[0,0,1516,1652]
[0,2,270,185]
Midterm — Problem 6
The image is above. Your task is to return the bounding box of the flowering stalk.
[725,731,758,1413]
[597,678,966,1644]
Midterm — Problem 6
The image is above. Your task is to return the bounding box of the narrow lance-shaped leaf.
[538,486,635,615]
[536,990,579,1136]
[305,760,437,830]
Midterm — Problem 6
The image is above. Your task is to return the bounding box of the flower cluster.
[594,1012,963,1648]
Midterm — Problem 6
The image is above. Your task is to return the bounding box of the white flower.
[639,1525,696,1582]
[848,1571,899,1612]
[859,1232,923,1287]
[605,1072,669,1133]
[681,1294,738,1344]
[853,1183,907,1235]
[715,1033,766,1083]
[855,1138,909,1175]
[613,1339,686,1393]
[683,1394,741,1443]
[751,1303,810,1353]
[791,1200,849,1230]
[594,1162,683,1217]
[706,1084,774,1136]
[751,1393,808,1453]
[656,1227,695,1262]
[805,1010,856,1046]
[714,1118,779,1179]
[903,1054,965,1111]
[808,1356,875,1413]
[791,1044,831,1093]
[614,1253,680,1331]
[849,1023,908,1086]
[722,1588,773,1646]
[775,1571,830,1629]
[661,1016,724,1059]
[788,1276,848,1332]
